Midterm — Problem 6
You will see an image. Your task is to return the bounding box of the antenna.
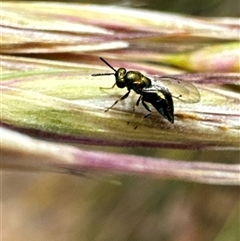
[92,73,114,76]
[99,57,117,72]
[92,57,117,76]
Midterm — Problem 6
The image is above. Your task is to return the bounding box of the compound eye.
[116,68,127,88]
[118,68,126,79]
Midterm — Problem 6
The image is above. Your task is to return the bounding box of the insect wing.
[149,76,200,103]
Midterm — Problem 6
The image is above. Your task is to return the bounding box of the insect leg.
[105,91,130,112]
[144,113,151,119]
[132,95,142,113]
[132,99,152,129]
[100,83,116,90]
[127,95,142,126]
[142,100,151,113]
[139,100,152,121]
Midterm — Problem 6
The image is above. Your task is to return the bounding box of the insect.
[92,57,200,123]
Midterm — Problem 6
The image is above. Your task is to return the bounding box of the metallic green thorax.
[116,69,152,94]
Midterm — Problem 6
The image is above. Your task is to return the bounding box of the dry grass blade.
[0,2,239,183]
[1,127,239,186]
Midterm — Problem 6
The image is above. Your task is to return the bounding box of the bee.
[92,57,200,123]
